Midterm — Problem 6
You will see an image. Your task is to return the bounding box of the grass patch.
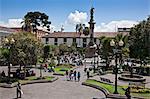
[86,79,125,95]
[18,76,54,84]
[23,76,54,81]
[53,64,74,75]
[54,67,72,75]
[85,79,150,98]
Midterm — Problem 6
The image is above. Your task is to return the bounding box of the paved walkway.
[0,66,105,99]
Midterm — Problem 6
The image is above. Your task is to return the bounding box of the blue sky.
[0,0,149,32]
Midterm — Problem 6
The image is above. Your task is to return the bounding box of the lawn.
[19,76,54,84]
[86,79,125,95]
[53,64,74,75]
[54,67,72,75]
[85,79,150,99]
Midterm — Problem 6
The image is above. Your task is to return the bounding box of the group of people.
[60,53,83,66]
[65,70,81,82]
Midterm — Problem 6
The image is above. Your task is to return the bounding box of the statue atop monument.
[90,7,94,22]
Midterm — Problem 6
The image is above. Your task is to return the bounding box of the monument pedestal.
[85,47,96,58]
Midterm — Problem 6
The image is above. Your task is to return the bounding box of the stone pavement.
[0,66,105,99]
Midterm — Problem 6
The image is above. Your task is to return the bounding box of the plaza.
[0,0,150,99]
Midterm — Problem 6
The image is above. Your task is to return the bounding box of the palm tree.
[99,34,129,69]
[75,23,85,47]
[99,36,113,68]
[75,23,85,35]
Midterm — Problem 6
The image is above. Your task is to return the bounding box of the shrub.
[0,77,18,83]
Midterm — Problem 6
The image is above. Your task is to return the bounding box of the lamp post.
[110,39,124,94]
[93,44,97,73]
[4,37,15,79]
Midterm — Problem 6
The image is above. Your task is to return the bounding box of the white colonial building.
[42,31,128,47]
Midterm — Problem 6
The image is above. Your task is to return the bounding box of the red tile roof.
[42,32,129,38]
[0,26,17,33]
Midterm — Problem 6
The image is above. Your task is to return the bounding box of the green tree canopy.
[22,11,51,32]
[3,32,43,65]
[129,16,150,60]
[99,34,129,67]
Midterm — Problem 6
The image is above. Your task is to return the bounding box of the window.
[64,38,67,43]
[54,38,58,45]
[45,38,49,44]
[94,38,97,43]
[54,38,57,42]
[83,38,87,47]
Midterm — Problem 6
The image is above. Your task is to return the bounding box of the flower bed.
[83,79,150,99]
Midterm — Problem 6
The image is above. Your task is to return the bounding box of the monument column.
[85,7,97,58]
[88,7,96,46]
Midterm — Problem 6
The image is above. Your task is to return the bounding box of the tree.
[129,16,150,60]
[22,11,51,32]
[59,44,69,54]
[99,34,129,68]
[99,36,113,68]
[75,23,85,35]
[3,32,43,77]
[43,45,50,61]
[75,23,90,36]
[0,48,9,65]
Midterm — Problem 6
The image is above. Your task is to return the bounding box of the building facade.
[42,32,129,47]
[11,27,49,40]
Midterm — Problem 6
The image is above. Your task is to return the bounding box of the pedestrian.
[69,70,72,81]
[65,70,69,80]
[73,70,77,81]
[71,72,74,81]
[16,81,22,98]
[87,70,90,79]
[1,71,6,77]
[125,86,131,99]
[77,71,81,81]
[84,68,87,72]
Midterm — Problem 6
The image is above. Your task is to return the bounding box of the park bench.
[100,77,113,84]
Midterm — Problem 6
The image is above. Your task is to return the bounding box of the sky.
[0,0,149,32]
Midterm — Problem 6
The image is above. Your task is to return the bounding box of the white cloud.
[0,18,56,32]
[66,10,88,25]
[95,20,138,32]
[0,18,23,27]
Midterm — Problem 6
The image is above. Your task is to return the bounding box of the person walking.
[73,70,77,81]
[125,86,131,99]
[87,69,90,79]
[16,81,22,98]
[65,70,69,81]
[1,71,6,77]
[69,70,73,81]
[77,71,81,82]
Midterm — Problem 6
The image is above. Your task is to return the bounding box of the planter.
[0,77,58,88]
[119,74,146,82]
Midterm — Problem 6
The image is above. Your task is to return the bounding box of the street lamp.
[4,37,15,80]
[93,44,97,73]
[110,39,124,94]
